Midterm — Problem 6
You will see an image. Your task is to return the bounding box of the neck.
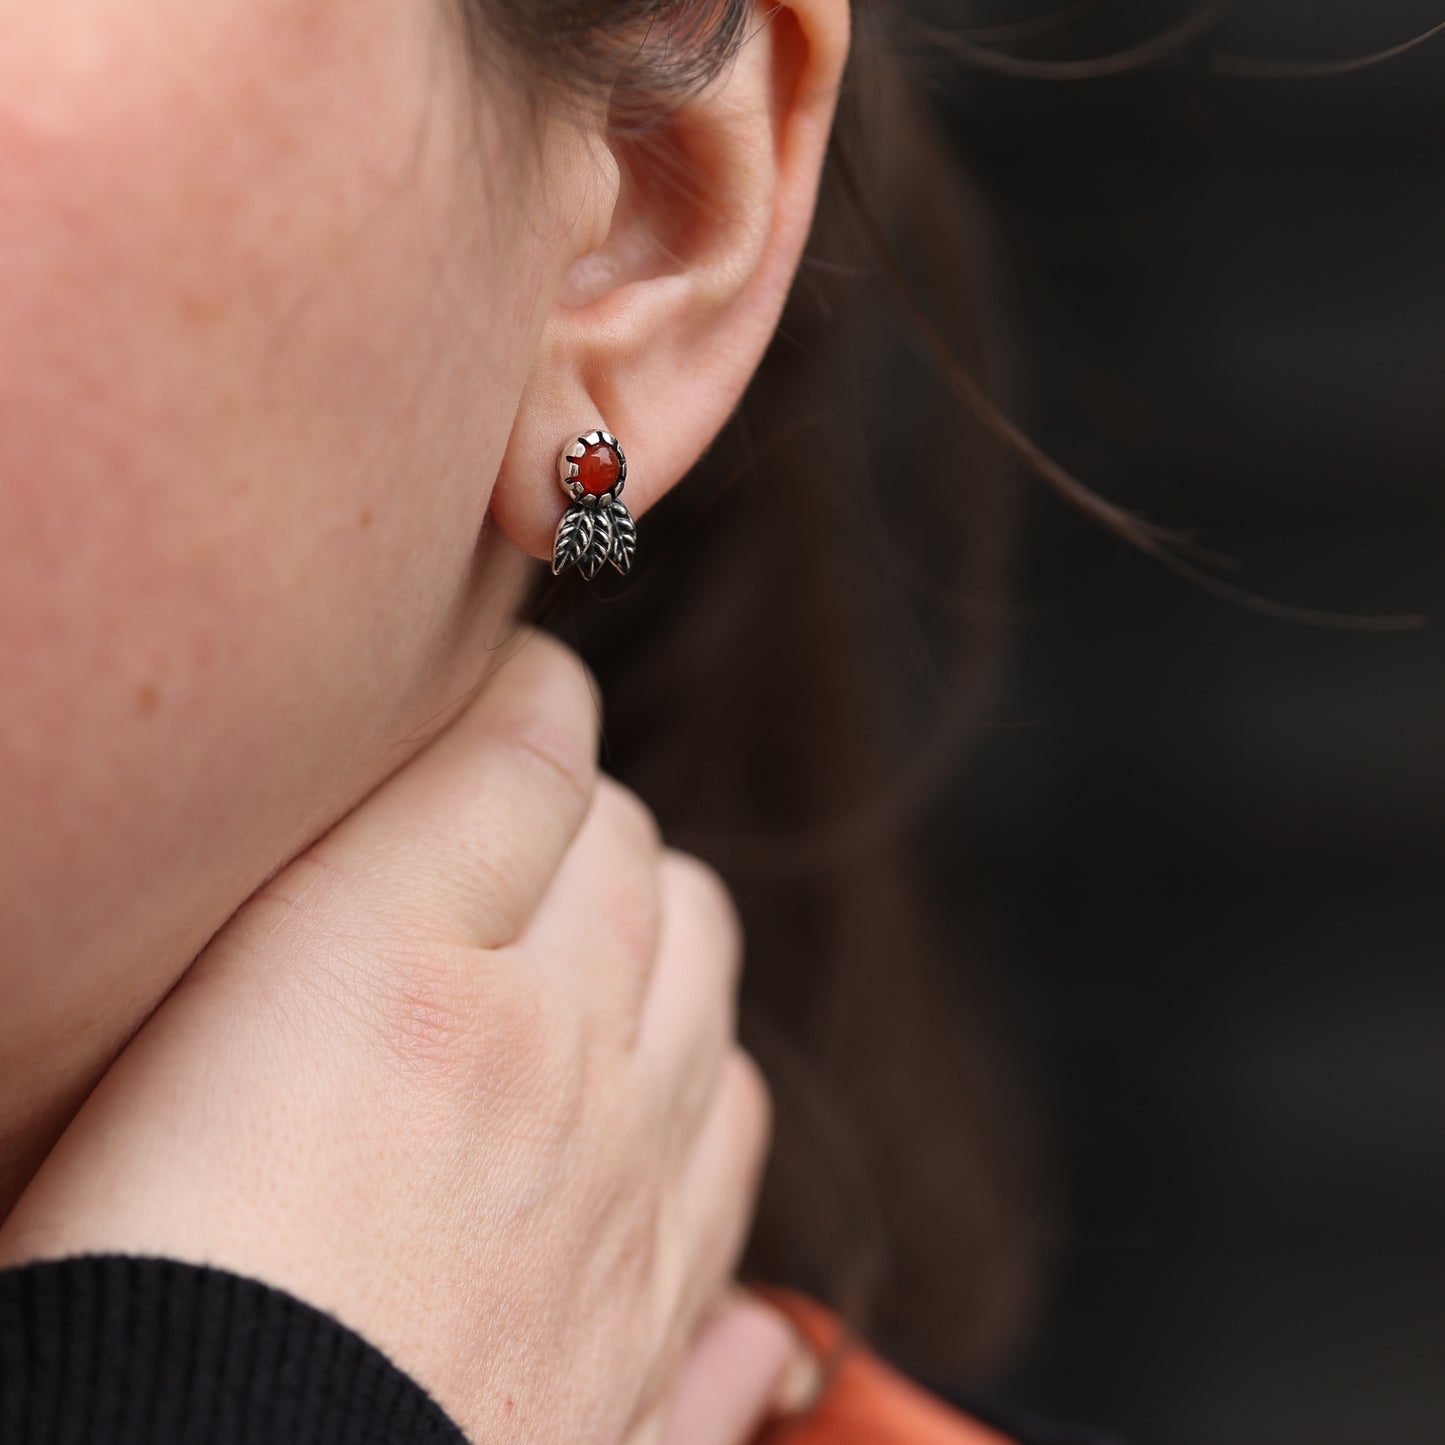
[1,537,539,1218]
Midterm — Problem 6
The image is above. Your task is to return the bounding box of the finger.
[635,853,744,1133]
[658,1293,816,1445]
[672,1049,774,1328]
[305,629,601,947]
[521,777,664,1041]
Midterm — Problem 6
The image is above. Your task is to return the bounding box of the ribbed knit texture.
[0,1256,468,1445]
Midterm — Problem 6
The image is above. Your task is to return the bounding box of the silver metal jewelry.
[552,429,637,579]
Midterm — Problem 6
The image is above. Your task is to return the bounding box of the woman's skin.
[0,0,847,1436]
[0,632,797,1443]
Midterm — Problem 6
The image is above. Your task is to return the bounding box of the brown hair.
[463,0,752,116]
[465,0,1436,1385]
[465,0,1047,1377]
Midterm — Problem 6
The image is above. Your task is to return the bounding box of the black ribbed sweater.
[0,1256,467,1444]
[0,1257,1117,1445]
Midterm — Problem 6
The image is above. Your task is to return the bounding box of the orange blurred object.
[758,1292,1011,1445]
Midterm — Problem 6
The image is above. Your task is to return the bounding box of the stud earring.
[552,430,638,579]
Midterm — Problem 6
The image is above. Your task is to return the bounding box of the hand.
[0,632,799,1444]
[661,1288,823,1445]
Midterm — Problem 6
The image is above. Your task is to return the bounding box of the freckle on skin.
[136,683,161,716]
[359,508,374,530]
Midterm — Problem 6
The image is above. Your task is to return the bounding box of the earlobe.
[489,0,850,570]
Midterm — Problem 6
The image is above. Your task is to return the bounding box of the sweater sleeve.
[0,1255,468,1445]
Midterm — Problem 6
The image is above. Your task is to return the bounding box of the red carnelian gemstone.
[574,442,621,496]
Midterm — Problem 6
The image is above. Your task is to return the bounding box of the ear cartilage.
[553,430,637,579]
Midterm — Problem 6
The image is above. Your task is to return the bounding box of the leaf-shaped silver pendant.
[608,500,637,575]
[552,505,594,576]
[578,504,614,580]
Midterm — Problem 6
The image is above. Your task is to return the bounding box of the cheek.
[0,3,547,1007]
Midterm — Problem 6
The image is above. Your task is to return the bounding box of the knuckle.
[722,1047,774,1162]
[663,851,744,968]
[595,777,662,857]
[581,784,664,985]
[406,818,515,932]
[513,627,602,707]
[481,636,602,823]
[490,710,597,824]
[478,972,580,1116]
[355,943,555,1102]
[362,940,487,1083]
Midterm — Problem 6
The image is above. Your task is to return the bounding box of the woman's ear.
[490,0,850,564]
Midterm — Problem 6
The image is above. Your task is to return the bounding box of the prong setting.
[552,429,637,579]
[557,429,626,506]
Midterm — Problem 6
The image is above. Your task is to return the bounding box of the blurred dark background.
[562,4,1444,1441]
[928,3,1445,1441]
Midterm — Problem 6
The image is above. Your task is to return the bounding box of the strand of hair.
[892,0,1234,82]
[831,147,1425,633]
[1212,17,1445,79]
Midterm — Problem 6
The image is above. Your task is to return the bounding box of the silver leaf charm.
[578,503,614,580]
[553,497,639,580]
[552,505,594,576]
[608,500,637,575]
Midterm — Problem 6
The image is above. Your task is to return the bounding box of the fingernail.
[772,1343,823,1414]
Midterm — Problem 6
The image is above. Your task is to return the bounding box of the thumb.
[659,1290,822,1445]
